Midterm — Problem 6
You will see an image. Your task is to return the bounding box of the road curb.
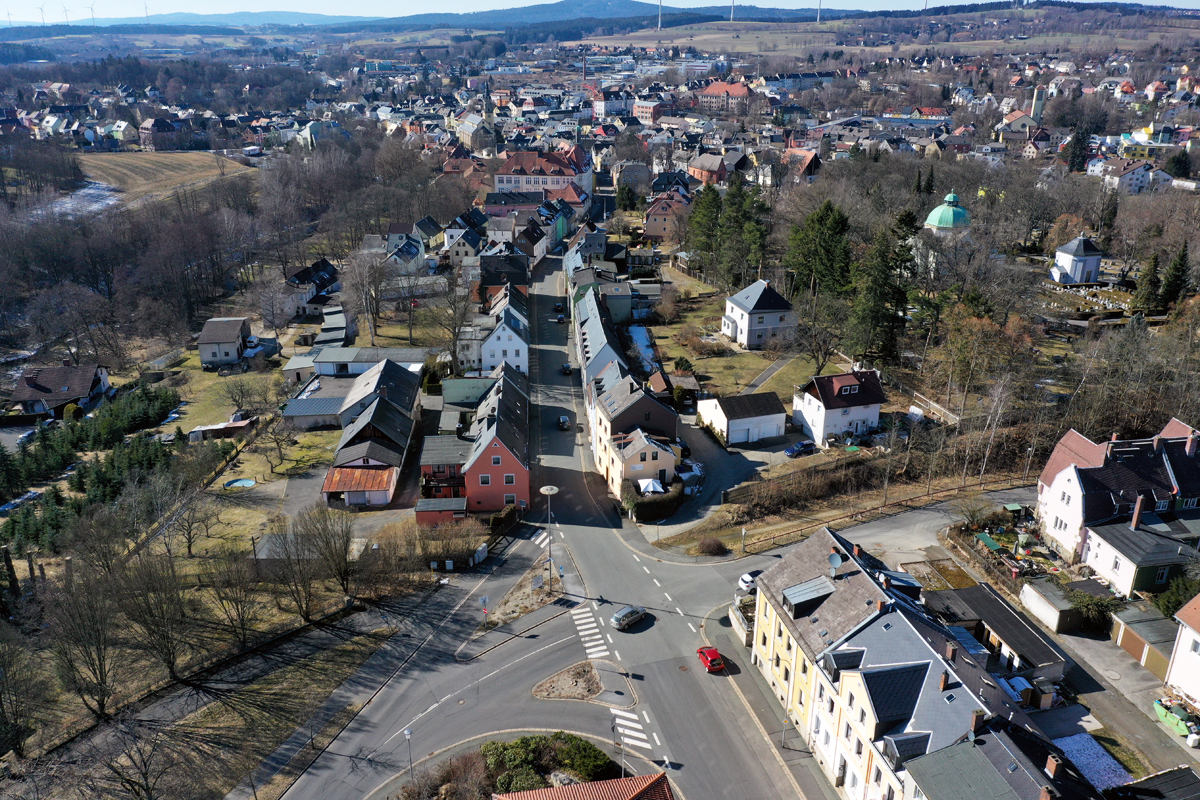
[360,728,683,800]
[699,604,807,800]
[530,658,641,710]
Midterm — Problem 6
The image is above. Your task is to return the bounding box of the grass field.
[79,151,251,206]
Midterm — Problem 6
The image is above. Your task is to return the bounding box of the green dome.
[924,192,971,231]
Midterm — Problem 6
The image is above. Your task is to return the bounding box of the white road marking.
[558,531,564,538]
[688,623,697,633]
[592,601,599,610]
[675,607,684,616]
[631,554,640,562]
[642,566,650,574]
[575,624,598,633]
[653,733,662,746]
[653,579,661,587]
[598,617,605,626]
[606,633,613,643]
[614,650,621,661]
[619,727,649,740]
[642,710,650,723]
[581,635,604,645]
[663,592,672,602]
[623,738,653,750]
[586,648,610,658]
[610,709,639,721]
[570,608,592,618]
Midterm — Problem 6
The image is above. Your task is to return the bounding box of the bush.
[621,478,687,522]
[553,732,615,781]
[697,537,729,556]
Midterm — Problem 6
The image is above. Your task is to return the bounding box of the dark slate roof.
[416,497,468,512]
[1057,236,1104,259]
[862,662,928,724]
[10,364,102,408]
[337,397,414,453]
[286,258,339,292]
[282,397,344,418]
[922,584,1066,670]
[334,439,406,468]
[1077,441,1176,522]
[1087,512,1200,567]
[726,279,793,313]
[420,434,472,466]
[198,317,248,344]
[479,254,530,288]
[804,370,887,410]
[1107,767,1200,800]
[713,391,786,421]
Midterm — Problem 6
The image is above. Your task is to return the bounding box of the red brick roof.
[1037,429,1107,489]
[1176,591,1200,631]
[498,151,577,177]
[1160,418,1197,439]
[493,773,675,800]
[699,80,752,98]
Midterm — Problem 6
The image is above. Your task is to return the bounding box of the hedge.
[621,477,687,522]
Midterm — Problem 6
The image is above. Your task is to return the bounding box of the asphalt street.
[277,259,1034,800]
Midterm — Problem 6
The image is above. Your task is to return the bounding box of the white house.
[697,392,786,445]
[1165,593,1200,712]
[1050,236,1104,284]
[198,317,251,368]
[793,370,885,447]
[720,279,796,350]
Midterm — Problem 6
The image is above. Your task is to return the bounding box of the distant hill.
[0,23,244,42]
[4,11,379,27]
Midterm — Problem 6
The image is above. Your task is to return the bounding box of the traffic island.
[533,659,637,709]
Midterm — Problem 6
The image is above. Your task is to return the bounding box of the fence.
[911,391,961,426]
[722,450,874,505]
[743,474,1033,554]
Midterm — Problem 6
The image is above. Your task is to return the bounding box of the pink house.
[460,367,530,513]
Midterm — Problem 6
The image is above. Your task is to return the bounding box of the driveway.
[0,426,35,454]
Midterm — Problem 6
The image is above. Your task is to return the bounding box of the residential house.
[514,220,549,264]
[612,160,651,194]
[494,149,592,196]
[462,367,530,512]
[284,259,339,317]
[720,279,796,350]
[687,153,728,185]
[444,227,484,266]
[198,317,251,368]
[138,118,179,151]
[414,497,469,526]
[312,346,432,376]
[1036,421,1200,589]
[607,428,678,497]
[322,395,416,507]
[1051,236,1104,285]
[1099,159,1158,194]
[9,362,110,418]
[1165,593,1200,713]
[471,308,529,375]
[794,370,886,447]
[643,194,689,243]
[420,435,471,499]
[478,254,530,301]
[697,392,786,446]
[696,80,754,115]
[589,361,679,491]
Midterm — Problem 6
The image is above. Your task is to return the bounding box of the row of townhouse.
[749,529,1104,800]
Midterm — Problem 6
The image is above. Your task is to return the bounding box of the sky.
[7,0,1200,29]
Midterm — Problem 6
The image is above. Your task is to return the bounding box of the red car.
[696,646,725,673]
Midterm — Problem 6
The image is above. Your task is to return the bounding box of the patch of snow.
[628,325,657,371]
[54,181,121,217]
[1051,733,1131,791]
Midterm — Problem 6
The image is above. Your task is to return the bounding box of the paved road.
[740,357,793,395]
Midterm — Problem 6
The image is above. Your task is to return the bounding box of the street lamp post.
[404,728,414,782]
[540,484,559,589]
[611,718,624,779]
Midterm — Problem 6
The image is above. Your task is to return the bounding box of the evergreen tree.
[782,200,853,297]
[1098,193,1118,249]
[1160,242,1190,309]
[923,166,935,195]
[848,231,906,362]
[913,167,924,196]
[1066,129,1089,172]
[1132,253,1162,312]
[686,184,723,280]
[1165,149,1192,179]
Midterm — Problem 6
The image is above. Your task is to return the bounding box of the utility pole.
[816,0,822,24]
[730,0,734,22]
[657,0,661,31]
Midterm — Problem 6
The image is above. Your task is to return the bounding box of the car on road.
[556,314,566,324]
[561,363,572,375]
[554,301,564,312]
[610,605,646,631]
[738,570,764,594]
[784,440,816,458]
[696,646,725,672]
[676,439,691,459]
[557,415,571,431]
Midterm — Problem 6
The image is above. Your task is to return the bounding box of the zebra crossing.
[570,607,610,660]
[533,530,550,548]
[610,708,653,751]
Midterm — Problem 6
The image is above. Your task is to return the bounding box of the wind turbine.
[62,3,69,23]
[143,1,148,19]
[657,0,661,31]
[6,9,12,26]
[87,2,94,25]
[37,4,45,24]
[730,0,734,22]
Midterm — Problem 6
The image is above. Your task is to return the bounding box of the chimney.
[853,543,863,558]
[1111,432,1119,442]
[1187,432,1197,458]
[378,385,388,401]
[882,575,892,591]
[1045,754,1062,780]
[944,641,958,663]
[876,599,887,612]
[939,670,950,691]
[1153,435,1163,453]
[62,358,71,367]
[1039,788,1054,800]
[971,709,987,734]
[1131,494,1145,530]
[23,375,36,387]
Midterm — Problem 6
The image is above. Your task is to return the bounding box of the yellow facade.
[752,591,816,731]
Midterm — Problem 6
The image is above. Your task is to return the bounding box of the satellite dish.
[967,730,976,744]
[828,552,843,568]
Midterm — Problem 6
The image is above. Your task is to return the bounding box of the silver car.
[610,605,646,631]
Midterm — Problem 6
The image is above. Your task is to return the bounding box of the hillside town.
[2,3,1200,800]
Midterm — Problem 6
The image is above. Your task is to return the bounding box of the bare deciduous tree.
[216,375,280,416]
[120,555,197,682]
[343,250,392,346]
[295,504,357,595]
[430,267,477,376]
[172,493,224,558]
[47,574,126,719]
[0,622,50,757]
[795,292,848,378]
[202,547,262,649]
[272,517,321,623]
[254,418,296,475]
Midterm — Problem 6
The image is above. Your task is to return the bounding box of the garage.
[696,393,787,448]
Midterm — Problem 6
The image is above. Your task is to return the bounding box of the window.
[1155,566,1169,583]
[814,716,821,734]
[1061,491,1067,502]
[780,315,786,322]
[1064,495,1071,507]
[758,316,764,324]
[479,475,491,485]
[1191,638,1199,654]
[848,693,855,709]
[223,351,230,357]
[1156,499,1169,511]
[504,493,515,505]
[844,723,852,741]
[855,739,863,756]
[859,709,866,723]
[1184,497,1198,509]
[504,474,515,485]
[640,452,647,462]
[801,660,808,675]
[492,456,502,466]
[644,412,651,421]
[651,451,658,461]
[818,685,824,700]
[502,350,508,358]
[913,787,925,800]
[828,698,835,714]
[1112,557,1121,573]
[842,409,850,416]
[886,786,895,800]
[515,349,520,358]
[761,633,767,647]
[783,666,790,681]
[874,768,882,785]
[774,654,780,668]
[797,688,804,706]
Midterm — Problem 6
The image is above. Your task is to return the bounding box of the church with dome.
[923,193,972,236]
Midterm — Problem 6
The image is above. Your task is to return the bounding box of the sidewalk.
[741,357,793,395]
[703,608,840,800]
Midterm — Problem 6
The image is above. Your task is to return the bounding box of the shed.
[1110,601,1178,682]
[415,496,469,526]
[696,392,786,445]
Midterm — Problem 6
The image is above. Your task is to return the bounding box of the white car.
[738,570,764,593]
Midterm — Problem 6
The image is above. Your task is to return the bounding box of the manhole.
[459,699,466,704]
[678,665,689,672]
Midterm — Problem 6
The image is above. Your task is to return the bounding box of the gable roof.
[1057,236,1104,259]
[803,370,886,410]
[339,359,421,418]
[493,773,674,800]
[333,439,406,468]
[1175,592,1200,633]
[198,317,248,344]
[337,397,415,453]
[321,465,398,494]
[1107,767,1200,800]
[1038,429,1108,488]
[726,279,793,313]
[713,392,786,421]
[10,364,103,407]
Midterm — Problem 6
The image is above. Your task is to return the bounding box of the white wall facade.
[1051,251,1101,284]
[1037,466,1086,560]
[793,392,880,447]
[1166,621,1200,708]
[480,323,528,374]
